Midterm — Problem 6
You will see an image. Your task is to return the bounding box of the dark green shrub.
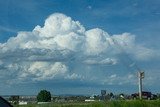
[37,90,51,102]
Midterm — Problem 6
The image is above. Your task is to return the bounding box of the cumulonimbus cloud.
[0,13,156,84]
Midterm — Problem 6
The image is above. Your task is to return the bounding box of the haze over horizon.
[0,0,160,95]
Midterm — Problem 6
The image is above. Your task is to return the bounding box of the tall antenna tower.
[138,71,144,99]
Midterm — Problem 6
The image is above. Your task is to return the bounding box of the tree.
[37,90,51,102]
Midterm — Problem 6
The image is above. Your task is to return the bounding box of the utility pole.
[138,71,144,100]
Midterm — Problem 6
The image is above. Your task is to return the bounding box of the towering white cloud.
[34,13,85,38]
[0,13,157,84]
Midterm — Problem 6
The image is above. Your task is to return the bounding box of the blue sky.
[0,0,160,95]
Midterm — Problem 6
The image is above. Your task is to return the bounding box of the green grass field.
[13,100,160,107]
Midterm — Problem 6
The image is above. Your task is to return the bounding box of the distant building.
[101,90,106,100]
[9,95,19,105]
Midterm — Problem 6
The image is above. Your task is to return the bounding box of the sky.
[0,0,160,95]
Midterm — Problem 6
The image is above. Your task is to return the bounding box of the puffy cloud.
[1,13,155,59]
[34,13,85,38]
[27,62,68,81]
[85,28,111,55]
[2,13,85,51]
[111,33,156,60]
[54,32,84,51]
[1,61,68,83]
[0,13,157,85]
[112,33,135,48]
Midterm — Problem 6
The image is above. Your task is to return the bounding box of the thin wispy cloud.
[0,25,18,33]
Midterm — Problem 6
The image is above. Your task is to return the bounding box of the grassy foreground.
[14,100,160,107]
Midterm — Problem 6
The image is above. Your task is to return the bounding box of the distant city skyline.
[0,0,160,95]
